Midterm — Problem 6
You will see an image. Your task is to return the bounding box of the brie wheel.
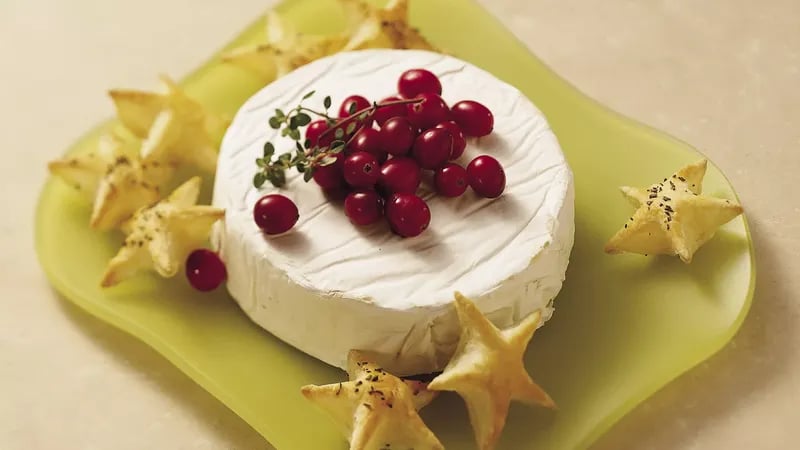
[212,49,574,376]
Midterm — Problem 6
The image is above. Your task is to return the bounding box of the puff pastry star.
[428,293,554,450]
[48,134,175,231]
[222,11,347,79]
[604,159,744,263]
[108,75,226,172]
[100,176,224,287]
[301,350,443,450]
[338,0,437,51]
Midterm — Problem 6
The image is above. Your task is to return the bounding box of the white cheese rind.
[212,49,574,375]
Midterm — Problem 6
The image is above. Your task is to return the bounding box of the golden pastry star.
[100,176,224,287]
[604,159,744,263]
[428,293,555,450]
[47,134,175,231]
[301,350,443,450]
[222,11,347,79]
[338,0,438,51]
[108,75,226,172]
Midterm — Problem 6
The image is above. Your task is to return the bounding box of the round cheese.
[212,49,574,376]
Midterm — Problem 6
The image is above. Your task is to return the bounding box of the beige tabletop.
[1,0,797,449]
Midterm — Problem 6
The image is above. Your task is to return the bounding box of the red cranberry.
[434,121,467,159]
[379,116,416,156]
[379,157,422,194]
[306,120,332,147]
[406,93,450,130]
[350,128,385,162]
[373,96,408,125]
[343,151,380,188]
[253,194,299,235]
[434,163,468,197]
[386,193,431,238]
[185,249,227,292]
[450,100,494,137]
[467,155,506,198]
[412,128,452,169]
[338,95,371,118]
[312,153,344,190]
[398,69,442,99]
[344,190,384,226]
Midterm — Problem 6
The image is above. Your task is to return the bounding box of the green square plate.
[34,0,755,448]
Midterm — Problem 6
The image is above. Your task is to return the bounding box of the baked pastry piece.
[101,176,224,287]
[301,350,443,450]
[428,293,555,450]
[604,159,744,263]
[222,11,348,79]
[339,0,437,51]
[47,134,174,231]
[109,75,225,173]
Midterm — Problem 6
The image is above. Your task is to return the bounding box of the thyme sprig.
[253,91,421,188]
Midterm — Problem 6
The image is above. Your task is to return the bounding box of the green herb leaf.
[320,155,338,166]
[267,168,286,187]
[303,169,314,182]
[348,101,358,114]
[253,172,267,188]
[263,141,275,157]
[295,113,311,126]
[281,127,290,137]
[288,128,301,140]
[345,122,357,134]
[275,108,285,119]
[304,139,312,149]
[296,162,306,173]
[255,158,268,168]
[358,111,370,121]
[295,141,304,153]
[335,128,344,139]
[323,96,332,109]
[289,115,300,129]
[268,117,281,129]
[278,152,292,164]
[302,90,316,100]
[329,142,346,154]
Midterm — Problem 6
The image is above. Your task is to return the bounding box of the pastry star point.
[604,159,743,263]
[108,76,224,172]
[301,350,443,450]
[428,292,554,450]
[338,0,437,52]
[47,134,175,231]
[100,176,224,287]
[222,10,347,79]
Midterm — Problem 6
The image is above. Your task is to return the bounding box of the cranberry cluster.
[254,69,506,238]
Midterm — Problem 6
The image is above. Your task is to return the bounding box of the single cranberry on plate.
[345,190,384,226]
[373,96,408,125]
[185,249,227,292]
[412,128,453,170]
[253,194,299,235]
[379,116,416,156]
[306,119,332,147]
[434,163,468,197]
[398,69,442,99]
[467,155,506,198]
[312,153,344,190]
[343,151,380,188]
[386,193,431,238]
[406,92,450,130]
[338,95,371,118]
[434,121,467,159]
[379,157,422,194]
[450,100,494,137]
